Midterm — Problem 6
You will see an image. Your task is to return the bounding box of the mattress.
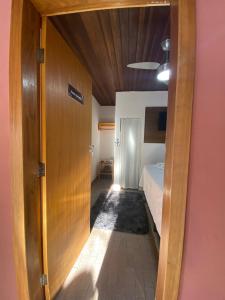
[139,164,164,236]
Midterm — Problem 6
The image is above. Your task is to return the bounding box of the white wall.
[91,96,100,182]
[114,91,168,184]
[99,106,115,161]
[99,106,115,122]
[100,130,115,160]
[91,102,115,181]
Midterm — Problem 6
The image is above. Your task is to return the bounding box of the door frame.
[9,0,196,299]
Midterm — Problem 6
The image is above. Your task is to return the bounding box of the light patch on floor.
[55,228,158,300]
[55,179,158,299]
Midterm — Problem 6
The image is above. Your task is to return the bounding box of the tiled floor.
[55,179,158,300]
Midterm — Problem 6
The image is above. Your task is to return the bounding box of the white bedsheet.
[139,164,164,236]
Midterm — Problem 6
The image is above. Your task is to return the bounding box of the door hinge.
[40,274,48,286]
[37,48,45,64]
[38,162,46,177]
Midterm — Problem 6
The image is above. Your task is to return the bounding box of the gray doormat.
[91,190,149,235]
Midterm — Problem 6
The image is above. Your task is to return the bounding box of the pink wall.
[179,1,225,299]
[0,0,18,299]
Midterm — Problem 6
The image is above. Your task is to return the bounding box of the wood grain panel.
[10,0,44,299]
[41,19,92,298]
[31,0,169,16]
[156,0,196,299]
[21,1,44,299]
[52,7,170,105]
[10,0,30,298]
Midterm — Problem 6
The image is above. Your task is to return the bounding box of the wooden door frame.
[9,0,195,299]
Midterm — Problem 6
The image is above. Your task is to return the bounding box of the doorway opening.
[47,6,169,299]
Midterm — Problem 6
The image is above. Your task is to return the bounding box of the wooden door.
[41,19,92,298]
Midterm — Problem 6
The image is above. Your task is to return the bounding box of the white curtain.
[120,118,142,189]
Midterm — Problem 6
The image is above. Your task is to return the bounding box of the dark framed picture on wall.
[144,107,167,143]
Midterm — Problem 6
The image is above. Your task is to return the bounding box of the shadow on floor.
[96,230,158,300]
[55,228,158,300]
[91,178,113,206]
[55,271,95,300]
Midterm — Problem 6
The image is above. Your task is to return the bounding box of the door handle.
[115,138,120,147]
[89,145,94,154]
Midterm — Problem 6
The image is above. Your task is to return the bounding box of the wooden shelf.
[98,122,115,130]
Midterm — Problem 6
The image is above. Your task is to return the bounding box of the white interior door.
[120,118,142,189]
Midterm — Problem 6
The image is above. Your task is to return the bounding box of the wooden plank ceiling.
[51,6,170,105]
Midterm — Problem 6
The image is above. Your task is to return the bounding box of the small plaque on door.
[68,84,84,104]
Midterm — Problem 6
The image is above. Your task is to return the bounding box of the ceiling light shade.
[157,62,170,83]
[127,62,160,70]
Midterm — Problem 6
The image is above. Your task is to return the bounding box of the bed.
[139,163,164,236]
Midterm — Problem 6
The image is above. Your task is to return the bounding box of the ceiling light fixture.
[157,38,171,84]
[157,62,170,82]
[125,38,171,85]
